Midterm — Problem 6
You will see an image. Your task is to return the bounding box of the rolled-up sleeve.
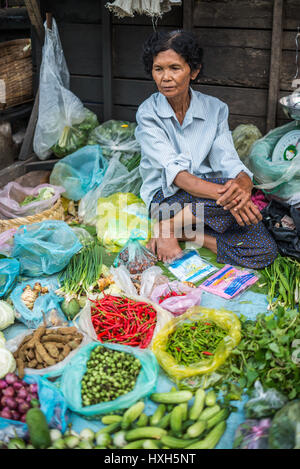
[208,103,253,180]
[135,109,192,198]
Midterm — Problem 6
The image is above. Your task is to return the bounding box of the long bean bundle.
[166,320,227,366]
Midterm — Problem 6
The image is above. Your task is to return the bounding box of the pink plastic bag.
[0,182,64,219]
[150,280,202,316]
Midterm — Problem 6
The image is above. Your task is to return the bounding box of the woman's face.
[152,49,200,99]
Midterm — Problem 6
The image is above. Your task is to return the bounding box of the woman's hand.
[230,200,262,227]
[216,172,253,211]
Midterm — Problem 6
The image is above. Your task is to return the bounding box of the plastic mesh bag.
[0,182,64,219]
[57,341,159,418]
[12,220,82,277]
[0,258,20,298]
[96,192,152,252]
[50,145,108,201]
[78,155,142,226]
[33,18,98,160]
[87,120,141,171]
[248,121,300,205]
[152,306,241,385]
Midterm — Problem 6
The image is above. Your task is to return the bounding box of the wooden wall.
[31,0,300,134]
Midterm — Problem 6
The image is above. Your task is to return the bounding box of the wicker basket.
[0,198,65,234]
[0,38,33,110]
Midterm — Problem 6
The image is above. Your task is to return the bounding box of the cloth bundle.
[105,0,181,18]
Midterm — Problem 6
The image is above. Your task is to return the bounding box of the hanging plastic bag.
[233,419,271,450]
[0,374,69,443]
[96,192,152,252]
[78,155,142,226]
[87,120,141,171]
[152,306,241,385]
[0,258,20,298]
[247,121,300,205]
[0,229,17,257]
[150,280,202,316]
[12,220,82,277]
[33,18,99,160]
[49,145,108,201]
[57,341,159,418]
[10,277,67,329]
[113,236,157,274]
[0,183,64,219]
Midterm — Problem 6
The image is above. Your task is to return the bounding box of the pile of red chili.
[90,295,157,348]
[158,290,186,304]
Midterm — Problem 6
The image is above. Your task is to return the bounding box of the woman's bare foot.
[156,235,182,263]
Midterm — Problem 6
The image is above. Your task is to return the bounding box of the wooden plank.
[0,7,30,29]
[112,4,182,26]
[280,51,298,91]
[283,0,300,30]
[183,0,193,31]
[193,0,273,29]
[102,1,112,121]
[194,28,271,50]
[39,0,102,24]
[24,0,44,43]
[266,0,283,132]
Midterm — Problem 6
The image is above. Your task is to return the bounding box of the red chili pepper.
[202,351,213,356]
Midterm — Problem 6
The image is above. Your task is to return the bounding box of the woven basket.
[0,198,65,234]
[0,38,33,110]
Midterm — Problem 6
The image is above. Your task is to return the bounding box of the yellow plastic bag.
[96,192,152,252]
[152,306,241,385]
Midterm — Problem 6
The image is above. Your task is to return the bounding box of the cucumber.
[206,409,229,430]
[125,427,167,441]
[170,404,183,434]
[150,404,166,426]
[26,408,51,449]
[122,401,145,430]
[101,415,123,425]
[157,413,171,429]
[182,419,196,433]
[185,421,226,449]
[160,435,199,449]
[151,391,193,404]
[179,403,188,421]
[123,439,147,449]
[186,420,206,439]
[143,439,160,449]
[199,404,221,421]
[189,389,205,420]
[205,390,217,407]
[96,422,121,435]
[136,413,149,427]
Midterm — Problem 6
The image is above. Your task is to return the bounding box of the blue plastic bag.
[10,277,66,329]
[49,144,108,201]
[12,220,82,277]
[0,258,20,298]
[58,341,159,418]
[0,374,69,443]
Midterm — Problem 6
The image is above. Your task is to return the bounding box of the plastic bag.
[0,258,20,298]
[150,280,202,316]
[12,220,82,277]
[0,229,16,257]
[233,419,271,450]
[232,124,262,163]
[96,192,152,252]
[78,155,142,226]
[244,381,288,419]
[113,236,157,274]
[58,341,159,418]
[10,277,67,329]
[49,145,108,201]
[33,19,98,160]
[152,306,241,384]
[0,182,64,219]
[248,121,300,205]
[262,199,300,261]
[0,374,69,443]
[87,120,141,171]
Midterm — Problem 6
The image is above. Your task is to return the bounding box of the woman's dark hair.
[142,30,203,79]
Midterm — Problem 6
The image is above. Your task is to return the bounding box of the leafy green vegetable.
[268,401,300,449]
[20,187,55,206]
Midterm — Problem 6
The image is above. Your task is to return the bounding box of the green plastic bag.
[59,341,159,418]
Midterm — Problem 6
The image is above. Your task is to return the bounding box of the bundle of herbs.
[218,306,300,400]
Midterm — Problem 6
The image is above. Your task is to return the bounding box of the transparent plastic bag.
[150,280,202,316]
[0,229,16,257]
[244,381,288,419]
[152,306,241,383]
[0,183,64,219]
[57,341,159,418]
[49,145,108,201]
[0,374,69,443]
[248,121,300,205]
[10,277,67,329]
[33,18,98,160]
[78,155,142,226]
[87,120,141,170]
[233,419,271,450]
[0,258,20,298]
[12,220,82,277]
[113,236,157,274]
[96,192,152,252]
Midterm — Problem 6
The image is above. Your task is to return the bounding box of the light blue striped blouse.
[135,87,253,209]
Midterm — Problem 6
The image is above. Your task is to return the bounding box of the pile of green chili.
[166,320,228,366]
